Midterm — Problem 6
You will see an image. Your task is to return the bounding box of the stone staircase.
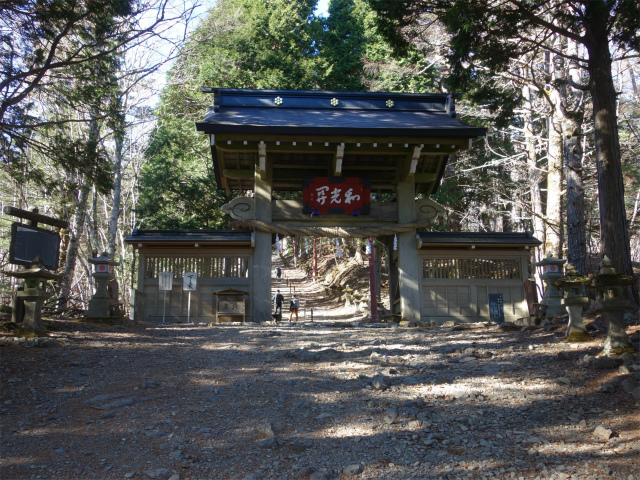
[269,253,338,322]
[271,254,355,324]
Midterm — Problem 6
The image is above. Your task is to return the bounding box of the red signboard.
[302,177,370,215]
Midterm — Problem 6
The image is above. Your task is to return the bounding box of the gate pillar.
[397,178,422,323]
[252,160,272,323]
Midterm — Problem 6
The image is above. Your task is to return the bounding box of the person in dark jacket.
[272,289,284,322]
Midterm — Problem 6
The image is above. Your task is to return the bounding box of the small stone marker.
[343,463,364,475]
[593,425,613,441]
[257,422,275,437]
[371,374,390,390]
[258,437,280,449]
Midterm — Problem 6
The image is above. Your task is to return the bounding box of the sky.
[141,0,332,106]
[316,0,330,16]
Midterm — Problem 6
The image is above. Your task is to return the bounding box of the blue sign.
[488,294,505,324]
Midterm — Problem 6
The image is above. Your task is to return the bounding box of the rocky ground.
[1,263,640,480]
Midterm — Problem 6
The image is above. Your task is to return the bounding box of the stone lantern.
[7,257,62,334]
[86,251,120,317]
[554,264,591,342]
[533,253,567,318]
[589,257,636,355]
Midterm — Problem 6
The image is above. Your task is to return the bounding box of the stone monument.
[533,253,567,319]
[554,264,591,342]
[7,257,62,334]
[86,252,120,318]
[589,257,636,355]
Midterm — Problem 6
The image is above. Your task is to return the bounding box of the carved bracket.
[221,197,255,220]
[415,198,445,220]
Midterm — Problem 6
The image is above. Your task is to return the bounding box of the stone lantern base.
[16,289,52,335]
[601,302,636,355]
[563,300,591,342]
[86,297,114,318]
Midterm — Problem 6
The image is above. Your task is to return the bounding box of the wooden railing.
[144,256,250,279]
[422,258,521,280]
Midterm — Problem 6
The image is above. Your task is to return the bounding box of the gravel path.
[1,271,639,480]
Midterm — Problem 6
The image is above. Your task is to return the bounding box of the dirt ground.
[1,308,639,480]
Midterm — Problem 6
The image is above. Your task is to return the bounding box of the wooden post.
[252,157,272,323]
[396,177,422,323]
[313,237,317,281]
[293,236,297,268]
[386,235,400,315]
[368,237,378,322]
[137,251,146,294]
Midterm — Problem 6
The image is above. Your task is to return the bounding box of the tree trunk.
[56,180,90,311]
[562,42,587,275]
[523,86,545,249]
[107,136,124,258]
[584,4,637,305]
[545,114,563,257]
[565,130,587,275]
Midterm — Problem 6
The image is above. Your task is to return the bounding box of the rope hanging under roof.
[231,219,433,238]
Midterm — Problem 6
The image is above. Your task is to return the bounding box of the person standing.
[272,289,284,322]
[289,293,299,323]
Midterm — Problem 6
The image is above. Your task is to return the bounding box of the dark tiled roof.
[124,229,252,245]
[196,89,487,137]
[419,232,541,246]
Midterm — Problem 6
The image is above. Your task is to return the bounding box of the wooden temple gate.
[194,88,490,324]
[125,88,540,323]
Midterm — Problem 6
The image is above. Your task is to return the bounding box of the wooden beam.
[2,206,69,229]
[413,172,438,183]
[217,141,462,156]
[223,169,254,180]
[215,133,472,148]
[258,142,267,179]
[401,146,422,181]
[333,144,345,176]
[272,164,398,173]
[272,172,409,183]
[273,199,397,221]
[272,181,397,190]
[223,197,441,222]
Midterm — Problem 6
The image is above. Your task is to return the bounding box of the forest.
[1,0,639,312]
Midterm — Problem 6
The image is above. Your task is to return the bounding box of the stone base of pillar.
[566,331,592,342]
[22,299,46,334]
[540,299,566,319]
[564,303,590,342]
[17,289,50,335]
[86,298,114,318]
[601,308,636,355]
